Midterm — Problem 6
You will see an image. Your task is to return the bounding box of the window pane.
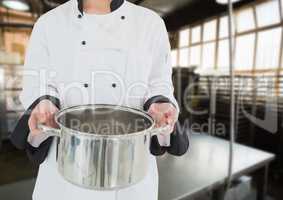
[255,75,277,97]
[256,1,280,27]
[218,39,229,70]
[236,8,255,32]
[171,50,178,67]
[202,42,215,69]
[191,26,201,44]
[203,20,217,41]
[179,48,189,67]
[235,34,255,70]
[179,29,190,47]
[190,45,201,67]
[256,28,282,69]
[219,16,228,38]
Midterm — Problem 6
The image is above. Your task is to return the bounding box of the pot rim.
[54,104,155,138]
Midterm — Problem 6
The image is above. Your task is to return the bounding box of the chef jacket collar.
[77,0,124,15]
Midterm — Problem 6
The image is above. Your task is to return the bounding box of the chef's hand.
[28,100,59,136]
[148,103,178,133]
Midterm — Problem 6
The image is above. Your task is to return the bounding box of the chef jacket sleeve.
[146,19,179,112]
[20,17,59,109]
[11,18,59,164]
[146,19,189,156]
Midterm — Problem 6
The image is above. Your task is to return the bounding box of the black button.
[121,16,125,20]
[82,41,86,45]
[84,83,89,88]
[78,14,82,18]
[112,83,117,88]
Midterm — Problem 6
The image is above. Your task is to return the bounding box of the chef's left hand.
[148,103,178,133]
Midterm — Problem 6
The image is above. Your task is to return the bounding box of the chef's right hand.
[28,100,59,136]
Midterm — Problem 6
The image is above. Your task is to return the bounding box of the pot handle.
[150,125,171,136]
[38,124,61,138]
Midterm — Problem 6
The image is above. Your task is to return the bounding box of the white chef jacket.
[20,0,178,200]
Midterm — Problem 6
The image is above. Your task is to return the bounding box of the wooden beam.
[0,22,33,29]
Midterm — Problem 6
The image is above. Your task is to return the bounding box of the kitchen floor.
[0,179,35,200]
[0,140,37,200]
[0,139,282,200]
[0,140,38,185]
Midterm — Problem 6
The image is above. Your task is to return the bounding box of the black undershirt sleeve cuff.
[26,137,54,166]
[143,95,173,111]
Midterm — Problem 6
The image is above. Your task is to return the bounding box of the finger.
[49,106,59,115]
[165,115,173,125]
[156,115,166,128]
[165,108,178,122]
[154,111,168,126]
[46,113,57,128]
[28,114,38,131]
[162,113,176,133]
[148,103,158,112]
[148,108,158,117]
[50,119,59,128]
[164,107,174,117]
[43,113,52,127]
[167,116,177,129]
[148,110,159,121]
[161,116,168,126]
[28,115,42,135]
[149,104,174,128]
[37,113,48,124]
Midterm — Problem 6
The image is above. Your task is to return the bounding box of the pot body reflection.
[57,128,151,190]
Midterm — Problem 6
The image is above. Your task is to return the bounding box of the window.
[171,50,178,67]
[179,48,189,67]
[235,34,255,70]
[191,26,201,44]
[218,39,229,70]
[203,20,217,42]
[256,1,280,27]
[172,0,283,77]
[256,28,282,69]
[236,8,255,32]
[179,29,190,47]
[219,16,228,39]
[190,45,201,67]
[202,42,215,69]
[256,75,277,97]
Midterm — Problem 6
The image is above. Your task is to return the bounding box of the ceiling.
[164,0,256,31]
[15,0,257,31]
[134,0,194,16]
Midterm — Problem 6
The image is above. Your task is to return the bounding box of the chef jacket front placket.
[73,12,87,82]
[72,10,130,106]
[63,12,91,106]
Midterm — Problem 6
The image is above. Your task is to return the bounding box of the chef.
[10,0,189,200]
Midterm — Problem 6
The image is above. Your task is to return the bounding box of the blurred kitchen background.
[0,0,283,200]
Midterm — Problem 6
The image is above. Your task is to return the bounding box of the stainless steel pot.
[40,104,169,190]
